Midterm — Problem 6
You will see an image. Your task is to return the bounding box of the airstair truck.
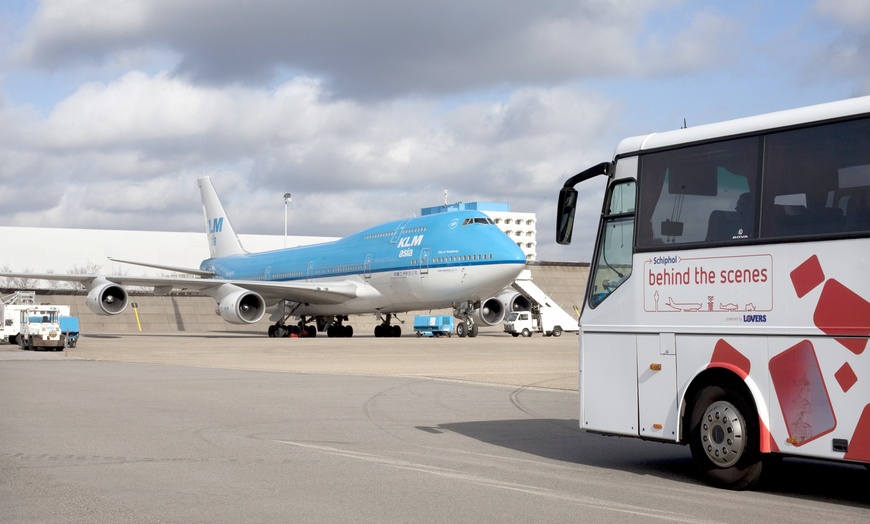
[1,291,36,345]
[502,271,578,337]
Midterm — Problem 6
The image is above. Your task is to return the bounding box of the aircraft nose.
[502,236,527,263]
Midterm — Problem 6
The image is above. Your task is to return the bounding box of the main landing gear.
[453,301,479,338]
[268,302,310,338]
[268,319,316,338]
[374,313,402,337]
[268,315,355,338]
[325,316,354,338]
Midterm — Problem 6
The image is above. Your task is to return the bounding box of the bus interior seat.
[845,194,870,232]
[705,210,741,241]
[803,206,844,234]
[771,204,806,237]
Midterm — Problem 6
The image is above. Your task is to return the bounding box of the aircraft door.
[390,220,410,244]
[420,248,430,275]
[307,261,315,281]
[364,254,373,280]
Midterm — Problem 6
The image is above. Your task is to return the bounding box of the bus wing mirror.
[556,187,578,245]
[556,162,612,246]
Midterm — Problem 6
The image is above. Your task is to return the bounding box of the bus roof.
[614,95,870,157]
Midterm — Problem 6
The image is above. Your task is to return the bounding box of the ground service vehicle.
[503,311,566,337]
[413,315,454,337]
[557,96,870,489]
[503,311,536,337]
[17,306,77,350]
[1,294,74,347]
[501,272,577,337]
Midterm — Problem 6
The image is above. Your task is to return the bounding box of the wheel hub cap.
[700,400,745,467]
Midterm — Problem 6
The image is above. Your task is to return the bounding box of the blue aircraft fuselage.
[199,210,527,315]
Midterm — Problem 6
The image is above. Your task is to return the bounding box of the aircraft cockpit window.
[462,217,494,226]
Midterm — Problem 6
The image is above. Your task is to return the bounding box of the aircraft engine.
[498,290,532,313]
[217,290,266,324]
[86,280,129,315]
[472,296,506,326]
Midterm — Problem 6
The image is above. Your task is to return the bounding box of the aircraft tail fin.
[197,177,247,259]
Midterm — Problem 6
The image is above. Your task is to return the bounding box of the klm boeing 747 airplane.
[1,177,527,338]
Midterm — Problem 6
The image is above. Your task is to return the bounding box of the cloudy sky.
[1,0,868,262]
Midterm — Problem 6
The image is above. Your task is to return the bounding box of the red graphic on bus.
[845,405,870,462]
[814,279,870,355]
[708,339,751,379]
[769,340,837,446]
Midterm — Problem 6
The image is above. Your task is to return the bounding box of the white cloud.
[0,67,619,258]
[807,0,870,93]
[814,0,870,27]
[9,0,725,99]
[638,8,743,75]
[11,0,152,66]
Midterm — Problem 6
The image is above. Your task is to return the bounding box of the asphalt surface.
[1,333,868,523]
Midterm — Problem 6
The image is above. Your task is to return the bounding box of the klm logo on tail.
[209,218,224,234]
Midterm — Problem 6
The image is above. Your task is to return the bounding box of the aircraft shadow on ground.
[437,418,869,508]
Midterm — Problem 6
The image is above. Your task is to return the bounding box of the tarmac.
[2,329,580,391]
[1,261,586,390]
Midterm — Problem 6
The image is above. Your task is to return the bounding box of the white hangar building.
[0,226,337,285]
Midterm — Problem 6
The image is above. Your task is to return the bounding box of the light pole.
[283,192,292,247]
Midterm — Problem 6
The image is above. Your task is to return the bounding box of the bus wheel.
[688,385,762,490]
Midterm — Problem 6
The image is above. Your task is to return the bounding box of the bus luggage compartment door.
[581,332,639,436]
[637,333,678,441]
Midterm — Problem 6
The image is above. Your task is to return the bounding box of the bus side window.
[637,137,759,248]
[761,116,870,238]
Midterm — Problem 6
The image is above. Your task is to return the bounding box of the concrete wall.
[525,261,589,318]
[2,262,589,335]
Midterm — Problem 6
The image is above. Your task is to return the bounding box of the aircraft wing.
[220,279,366,305]
[0,272,367,305]
[107,257,215,278]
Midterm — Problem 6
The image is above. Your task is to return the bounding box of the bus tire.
[688,384,762,490]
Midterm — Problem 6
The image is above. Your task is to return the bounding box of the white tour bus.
[557,96,870,489]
